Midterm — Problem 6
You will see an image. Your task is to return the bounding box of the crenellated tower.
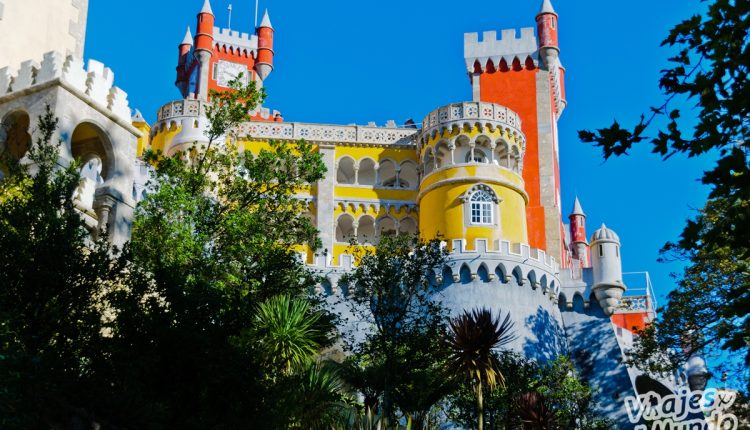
[464,0,567,264]
[174,0,278,120]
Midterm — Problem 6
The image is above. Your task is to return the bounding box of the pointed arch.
[398,217,417,236]
[335,213,355,243]
[477,263,490,282]
[378,159,397,187]
[495,263,509,284]
[459,264,472,285]
[358,157,376,185]
[1,110,31,160]
[399,160,418,189]
[357,215,376,245]
[336,156,356,184]
[512,266,524,286]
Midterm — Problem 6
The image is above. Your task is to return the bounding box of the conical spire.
[181,26,193,45]
[259,9,273,29]
[538,0,556,15]
[571,196,585,216]
[200,0,213,15]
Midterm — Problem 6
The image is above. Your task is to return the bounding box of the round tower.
[536,0,559,71]
[194,0,215,100]
[568,197,590,267]
[590,224,626,315]
[176,27,193,93]
[255,9,274,82]
[417,102,528,250]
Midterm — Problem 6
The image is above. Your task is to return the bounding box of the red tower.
[255,10,274,82]
[464,0,567,263]
[568,197,590,268]
[174,1,281,121]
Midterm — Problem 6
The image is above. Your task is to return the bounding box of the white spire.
[539,0,556,15]
[259,9,273,29]
[181,26,193,45]
[571,196,585,216]
[200,0,213,15]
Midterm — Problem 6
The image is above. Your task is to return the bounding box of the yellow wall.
[418,164,527,250]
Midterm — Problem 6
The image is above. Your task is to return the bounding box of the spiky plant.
[253,294,323,375]
[518,392,557,430]
[446,308,516,430]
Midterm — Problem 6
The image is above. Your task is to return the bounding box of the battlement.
[308,239,561,302]
[464,27,538,72]
[0,51,131,122]
[213,27,258,53]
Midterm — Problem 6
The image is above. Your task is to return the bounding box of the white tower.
[590,224,626,315]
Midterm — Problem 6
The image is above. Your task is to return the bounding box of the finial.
[181,27,193,45]
[259,9,273,29]
[538,0,556,15]
[571,196,585,216]
[200,0,213,15]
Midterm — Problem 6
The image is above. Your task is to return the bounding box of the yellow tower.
[417,102,528,251]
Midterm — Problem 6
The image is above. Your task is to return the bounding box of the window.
[465,149,488,164]
[599,244,604,257]
[470,190,494,225]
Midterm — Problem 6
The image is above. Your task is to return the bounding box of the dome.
[591,223,620,243]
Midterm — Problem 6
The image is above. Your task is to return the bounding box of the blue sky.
[86,0,711,304]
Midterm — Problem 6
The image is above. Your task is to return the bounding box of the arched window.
[461,184,500,226]
[470,190,494,225]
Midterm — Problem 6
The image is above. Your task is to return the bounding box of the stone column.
[316,144,336,265]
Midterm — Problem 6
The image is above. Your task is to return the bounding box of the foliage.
[340,234,453,424]
[448,353,612,430]
[578,0,750,388]
[0,107,127,428]
[90,76,336,428]
[447,308,517,430]
[250,294,329,376]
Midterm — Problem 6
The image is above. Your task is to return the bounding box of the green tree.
[578,0,749,388]
[446,308,516,430]
[340,234,452,425]
[94,77,335,428]
[448,353,611,430]
[0,107,126,429]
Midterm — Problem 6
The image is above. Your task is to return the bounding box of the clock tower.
[175,1,280,121]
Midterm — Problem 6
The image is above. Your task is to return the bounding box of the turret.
[255,9,274,81]
[590,224,626,315]
[536,0,559,70]
[194,0,215,100]
[176,27,193,93]
[568,197,590,267]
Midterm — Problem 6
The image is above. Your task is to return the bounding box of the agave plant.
[446,308,516,430]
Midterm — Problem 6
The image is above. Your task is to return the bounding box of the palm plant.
[253,294,324,375]
[446,308,516,430]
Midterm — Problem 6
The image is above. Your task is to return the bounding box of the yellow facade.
[143,100,532,266]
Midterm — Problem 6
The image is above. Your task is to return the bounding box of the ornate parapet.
[0,51,132,123]
[419,101,524,148]
[155,98,418,148]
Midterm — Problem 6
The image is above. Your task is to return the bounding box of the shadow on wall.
[562,299,638,428]
[523,306,568,363]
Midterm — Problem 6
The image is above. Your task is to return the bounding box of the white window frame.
[462,184,500,227]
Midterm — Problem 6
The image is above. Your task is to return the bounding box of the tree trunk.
[477,380,484,430]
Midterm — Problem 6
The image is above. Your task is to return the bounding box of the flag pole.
[254,0,259,27]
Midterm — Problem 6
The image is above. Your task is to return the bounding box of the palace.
[0,0,709,427]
